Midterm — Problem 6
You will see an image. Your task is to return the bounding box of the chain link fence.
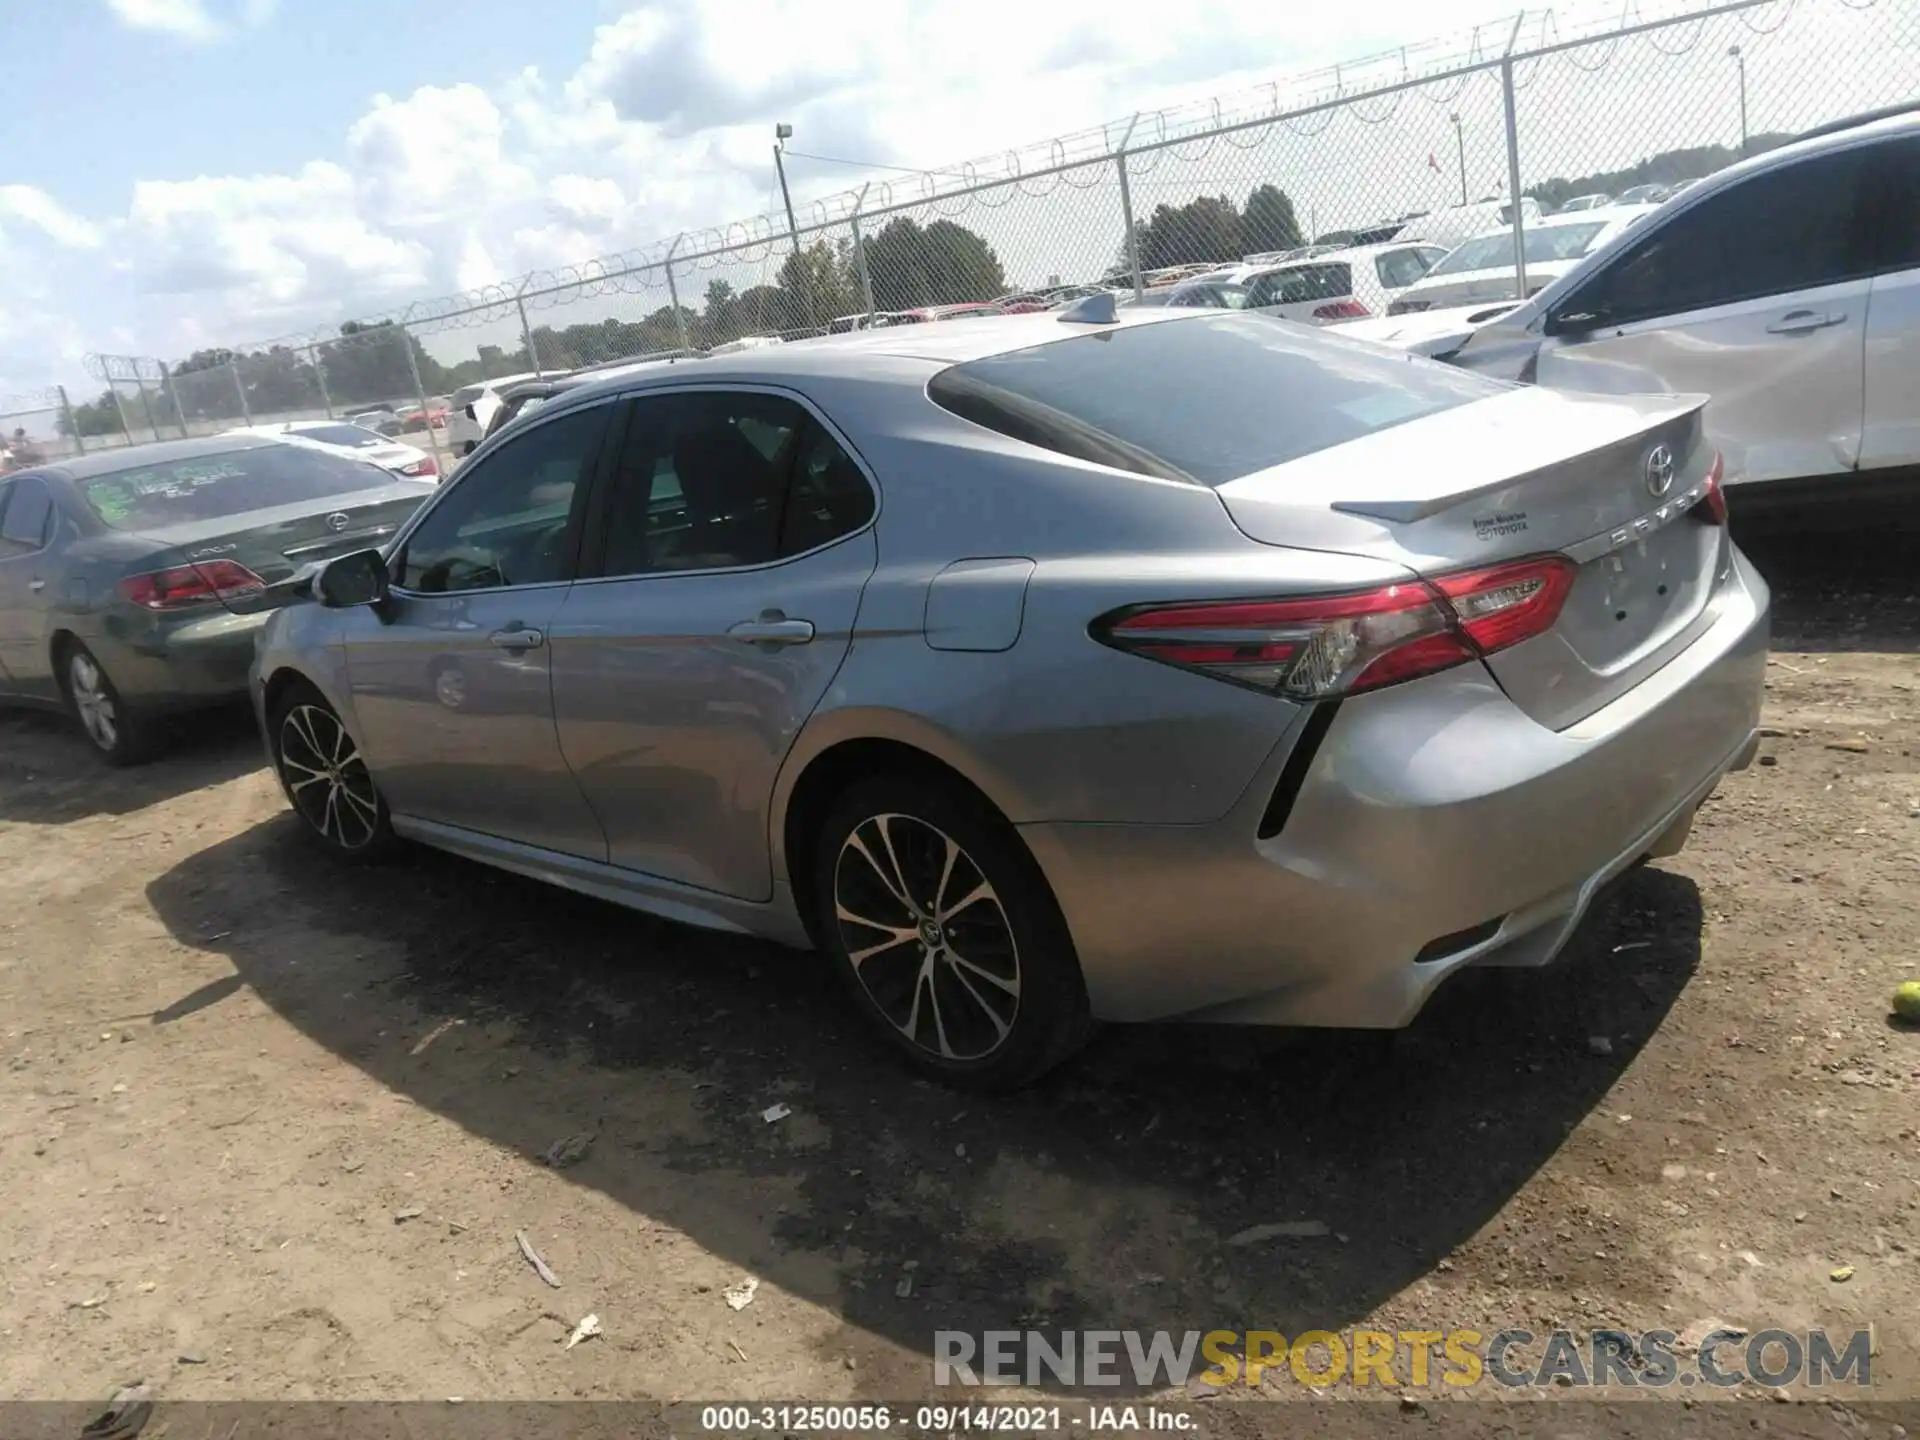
[33,0,1919,461]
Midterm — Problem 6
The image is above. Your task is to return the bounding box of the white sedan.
[1386,205,1657,315]
[224,421,440,480]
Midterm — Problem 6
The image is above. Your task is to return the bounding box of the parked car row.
[9,106,1909,1095]
[1344,102,1920,507]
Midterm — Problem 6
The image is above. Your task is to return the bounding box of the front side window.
[0,477,54,553]
[1571,149,1869,326]
[397,403,608,593]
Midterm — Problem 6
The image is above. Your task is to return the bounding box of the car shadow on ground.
[146,813,1702,1391]
[1738,517,1920,654]
[0,704,263,824]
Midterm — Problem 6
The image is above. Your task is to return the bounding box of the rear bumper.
[1020,548,1770,1027]
[96,606,271,710]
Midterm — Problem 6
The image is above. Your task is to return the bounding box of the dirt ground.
[1,524,1916,1417]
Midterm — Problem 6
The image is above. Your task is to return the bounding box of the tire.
[813,774,1092,1091]
[269,681,396,861]
[59,640,159,767]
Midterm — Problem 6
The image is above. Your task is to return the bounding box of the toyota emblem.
[1643,444,1676,499]
[326,512,351,533]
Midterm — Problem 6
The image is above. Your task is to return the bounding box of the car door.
[1857,134,1920,472]
[339,400,614,858]
[548,386,879,899]
[0,477,59,695]
[1534,144,1876,487]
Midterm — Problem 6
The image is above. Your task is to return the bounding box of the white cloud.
[20,0,1918,389]
[0,186,104,250]
[103,0,275,40]
[124,162,430,314]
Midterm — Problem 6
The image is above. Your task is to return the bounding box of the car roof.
[35,433,283,481]
[1447,203,1655,247]
[555,309,1197,402]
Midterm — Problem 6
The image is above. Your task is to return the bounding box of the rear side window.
[926,312,1508,487]
[77,447,391,530]
[450,386,485,406]
[0,477,53,552]
[1375,248,1439,290]
[1573,148,1870,324]
[295,425,385,448]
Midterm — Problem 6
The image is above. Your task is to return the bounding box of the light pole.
[773,122,813,326]
[1449,113,1467,206]
[1728,45,1748,156]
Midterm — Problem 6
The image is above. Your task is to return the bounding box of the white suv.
[445,373,541,455]
[1238,241,1451,323]
[1351,105,1920,505]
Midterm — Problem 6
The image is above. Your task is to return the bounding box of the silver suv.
[1356,105,1920,507]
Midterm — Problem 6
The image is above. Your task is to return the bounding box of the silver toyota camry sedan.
[251,301,1768,1090]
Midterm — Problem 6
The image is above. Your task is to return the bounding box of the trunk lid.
[134,480,434,597]
[1214,385,1727,730]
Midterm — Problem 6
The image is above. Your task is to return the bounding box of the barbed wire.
[61,0,1893,374]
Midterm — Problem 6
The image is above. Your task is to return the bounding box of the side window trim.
[572,383,880,586]
[387,398,618,598]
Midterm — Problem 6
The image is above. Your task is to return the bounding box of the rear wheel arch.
[48,628,79,676]
[780,737,1028,949]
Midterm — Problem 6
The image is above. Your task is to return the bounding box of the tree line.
[60,216,1015,437]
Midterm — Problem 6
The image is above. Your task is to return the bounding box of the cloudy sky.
[0,0,1907,397]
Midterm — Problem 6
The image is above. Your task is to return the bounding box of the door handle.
[27,579,44,593]
[488,627,544,649]
[1766,309,1846,334]
[727,616,816,646]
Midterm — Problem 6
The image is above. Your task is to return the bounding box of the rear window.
[77,446,392,530]
[1428,221,1608,277]
[925,312,1505,487]
[450,386,485,405]
[1247,263,1352,308]
[296,424,386,448]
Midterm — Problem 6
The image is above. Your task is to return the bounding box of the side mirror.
[315,548,390,609]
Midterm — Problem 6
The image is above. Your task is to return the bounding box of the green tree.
[698,279,742,346]
[1242,184,1303,254]
[862,217,1007,310]
[1135,196,1245,270]
[777,240,853,326]
[734,285,796,334]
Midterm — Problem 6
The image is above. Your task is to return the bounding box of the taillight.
[1691,450,1728,525]
[1312,299,1371,321]
[400,455,438,477]
[1430,556,1577,654]
[119,559,266,612]
[1096,555,1575,700]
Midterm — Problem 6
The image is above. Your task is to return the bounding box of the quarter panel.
[1861,263,1920,471]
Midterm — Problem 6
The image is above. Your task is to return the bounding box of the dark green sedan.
[0,434,434,764]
